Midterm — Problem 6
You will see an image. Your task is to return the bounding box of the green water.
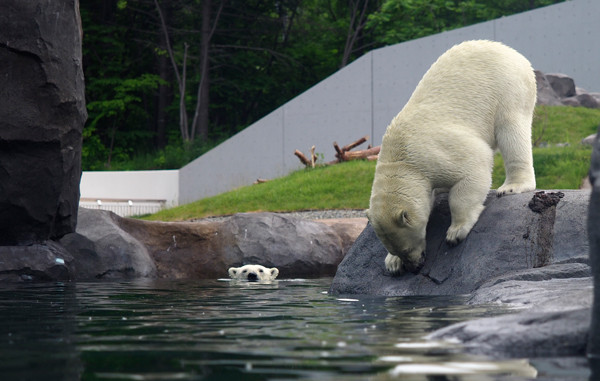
[0,279,589,380]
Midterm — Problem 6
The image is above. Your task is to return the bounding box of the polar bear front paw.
[385,253,404,276]
[497,182,535,197]
[446,224,471,246]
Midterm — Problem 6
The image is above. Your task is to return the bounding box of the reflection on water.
[0,278,589,380]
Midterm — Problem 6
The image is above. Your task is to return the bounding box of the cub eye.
[242,270,247,273]
[259,269,264,273]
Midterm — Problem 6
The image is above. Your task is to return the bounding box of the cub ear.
[270,268,279,278]
[228,267,239,277]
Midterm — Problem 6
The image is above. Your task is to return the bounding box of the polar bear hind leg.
[496,112,537,196]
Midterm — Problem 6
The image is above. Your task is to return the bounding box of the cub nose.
[247,273,258,281]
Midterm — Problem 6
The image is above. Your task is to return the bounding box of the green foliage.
[80,0,567,171]
[366,0,563,46]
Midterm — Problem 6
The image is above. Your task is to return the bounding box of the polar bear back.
[388,40,536,153]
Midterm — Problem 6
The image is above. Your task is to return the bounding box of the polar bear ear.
[269,268,279,279]
[228,267,239,278]
[396,210,411,227]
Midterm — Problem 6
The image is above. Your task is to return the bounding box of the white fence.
[80,198,167,217]
[80,0,600,212]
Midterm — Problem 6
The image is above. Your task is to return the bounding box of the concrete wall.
[81,0,600,207]
[80,170,179,205]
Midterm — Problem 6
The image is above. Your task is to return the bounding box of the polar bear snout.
[247,272,258,281]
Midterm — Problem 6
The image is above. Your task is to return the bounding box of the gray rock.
[0,1,86,245]
[0,241,73,282]
[330,190,589,296]
[66,209,350,280]
[535,70,562,106]
[60,208,157,280]
[219,213,345,278]
[546,73,576,98]
[428,307,590,358]
[582,134,597,146]
[428,276,592,357]
[588,129,600,360]
[576,93,600,109]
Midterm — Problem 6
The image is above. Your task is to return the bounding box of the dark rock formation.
[57,209,360,280]
[588,130,600,363]
[330,190,589,296]
[546,73,576,98]
[60,209,157,280]
[0,0,86,245]
[0,241,73,282]
[535,70,562,106]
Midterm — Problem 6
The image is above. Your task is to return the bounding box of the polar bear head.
[228,264,279,282]
[367,163,429,274]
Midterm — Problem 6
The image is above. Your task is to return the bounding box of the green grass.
[144,160,376,221]
[533,105,600,146]
[492,145,593,189]
[144,106,600,221]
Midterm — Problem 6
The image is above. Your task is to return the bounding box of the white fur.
[228,264,279,281]
[368,40,536,275]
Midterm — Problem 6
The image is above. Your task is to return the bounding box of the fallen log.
[295,135,380,167]
[343,146,380,161]
[294,149,311,167]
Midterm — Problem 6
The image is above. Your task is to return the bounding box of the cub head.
[228,264,279,282]
[367,200,427,274]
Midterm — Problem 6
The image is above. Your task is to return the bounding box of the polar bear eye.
[242,270,247,273]
[259,269,264,273]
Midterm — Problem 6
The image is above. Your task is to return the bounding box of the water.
[0,279,589,380]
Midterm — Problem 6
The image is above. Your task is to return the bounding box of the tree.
[154,0,225,142]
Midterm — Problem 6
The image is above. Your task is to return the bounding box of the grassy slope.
[146,106,600,221]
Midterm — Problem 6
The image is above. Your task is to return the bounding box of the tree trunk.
[155,0,172,149]
[192,0,223,141]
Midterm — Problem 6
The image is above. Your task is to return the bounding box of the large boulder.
[535,71,599,108]
[62,209,354,280]
[0,241,73,282]
[535,70,562,106]
[546,73,576,98]
[60,208,157,280]
[427,275,592,357]
[0,1,86,245]
[588,130,600,362]
[330,190,589,296]
[217,213,345,278]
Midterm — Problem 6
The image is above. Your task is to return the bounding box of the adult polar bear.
[367,40,537,275]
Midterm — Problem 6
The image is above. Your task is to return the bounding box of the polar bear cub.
[368,40,537,275]
[228,264,279,281]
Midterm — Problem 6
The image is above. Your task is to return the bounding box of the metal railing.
[79,198,166,217]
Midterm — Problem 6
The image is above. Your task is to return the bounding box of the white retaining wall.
[81,0,600,211]
[80,170,178,216]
